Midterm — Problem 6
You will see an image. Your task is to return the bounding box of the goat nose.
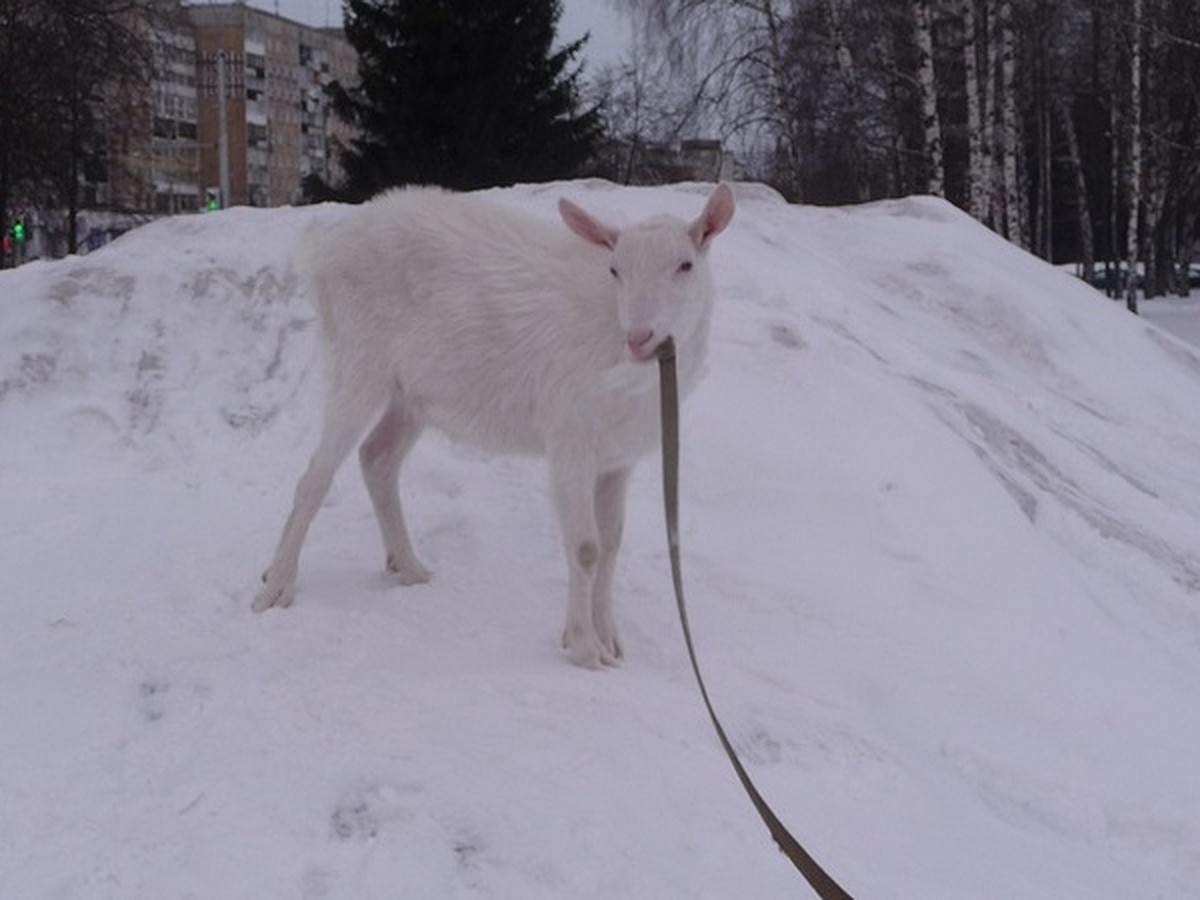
[627,328,657,360]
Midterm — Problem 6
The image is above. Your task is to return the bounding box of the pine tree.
[332,0,601,198]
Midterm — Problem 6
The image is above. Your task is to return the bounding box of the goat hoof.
[562,628,620,670]
[252,581,295,612]
[385,554,432,585]
[594,620,623,662]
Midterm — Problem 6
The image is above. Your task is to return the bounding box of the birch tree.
[601,0,1197,288]
[1124,0,1143,313]
[612,0,800,193]
[962,0,989,221]
[1138,0,1200,299]
[999,0,1025,247]
[982,0,1000,230]
[1106,2,1121,294]
[912,0,944,196]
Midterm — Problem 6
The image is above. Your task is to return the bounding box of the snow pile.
[2,182,1198,898]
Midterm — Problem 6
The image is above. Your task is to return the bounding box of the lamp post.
[216,48,231,207]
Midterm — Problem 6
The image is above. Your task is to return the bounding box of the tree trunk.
[1143,164,1168,299]
[913,0,945,196]
[1106,4,1120,299]
[0,0,18,269]
[0,144,10,270]
[963,0,987,221]
[1139,9,1168,300]
[1056,97,1094,284]
[982,0,998,229]
[1124,0,1143,313]
[999,0,1023,247]
[826,0,869,201]
[762,0,803,201]
[1179,208,1198,298]
[1042,102,1052,259]
[65,65,81,256]
[1033,97,1051,259]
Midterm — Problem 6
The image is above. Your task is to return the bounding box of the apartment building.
[101,4,200,213]
[189,3,355,208]
[104,1,354,213]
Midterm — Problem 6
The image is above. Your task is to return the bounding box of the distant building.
[678,140,740,183]
[594,138,743,186]
[100,2,200,213]
[190,3,356,208]
[100,1,356,213]
[154,16,203,212]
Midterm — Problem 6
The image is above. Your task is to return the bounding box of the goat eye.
[678,261,693,273]
[609,266,619,279]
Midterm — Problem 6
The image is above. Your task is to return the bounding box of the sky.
[558,0,631,68]
[247,0,631,70]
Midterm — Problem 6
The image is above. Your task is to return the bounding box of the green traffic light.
[11,221,25,241]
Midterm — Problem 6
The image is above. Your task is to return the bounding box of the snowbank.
[2,182,1198,898]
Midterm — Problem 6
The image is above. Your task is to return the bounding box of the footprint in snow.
[139,679,169,723]
[768,321,806,350]
[329,783,414,842]
[330,799,378,842]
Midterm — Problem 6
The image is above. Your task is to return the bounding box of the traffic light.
[10,219,25,242]
[204,188,220,211]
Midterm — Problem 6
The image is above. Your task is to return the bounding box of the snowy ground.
[2,183,1199,899]
[1141,292,1200,347]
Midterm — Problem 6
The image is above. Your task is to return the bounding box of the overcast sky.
[558,0,630,68]
[249,0,630,70]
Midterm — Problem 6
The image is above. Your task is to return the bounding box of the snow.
[2,181,1199,898]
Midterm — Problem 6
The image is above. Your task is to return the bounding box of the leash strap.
[656,338,855,900]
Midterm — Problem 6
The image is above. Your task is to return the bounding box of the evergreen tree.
[333,0,601,198]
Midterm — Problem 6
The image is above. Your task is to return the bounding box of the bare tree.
[963,0,990,220]
[1124,0,1143,312]
[998,0,1025,247]
[912,0,945,196]
[1057,96,1094,283]
[616,0,930,201]
[824,0,870,201]
[602,0,1198,295]
[0,0,59,266]
[612,0,800,193]
[981,0,1000,229]
[0,0,155,260]
[588,40,705,183]
[1138,0,1200,299]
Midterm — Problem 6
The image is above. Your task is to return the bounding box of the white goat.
[254,184,736,668]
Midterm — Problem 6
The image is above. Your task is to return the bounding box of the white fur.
[254,184,736,668]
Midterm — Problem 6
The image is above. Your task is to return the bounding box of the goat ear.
[688,183,736,250]
[559,198,620,249]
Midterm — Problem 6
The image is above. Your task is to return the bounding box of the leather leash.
[656,337,855,900]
